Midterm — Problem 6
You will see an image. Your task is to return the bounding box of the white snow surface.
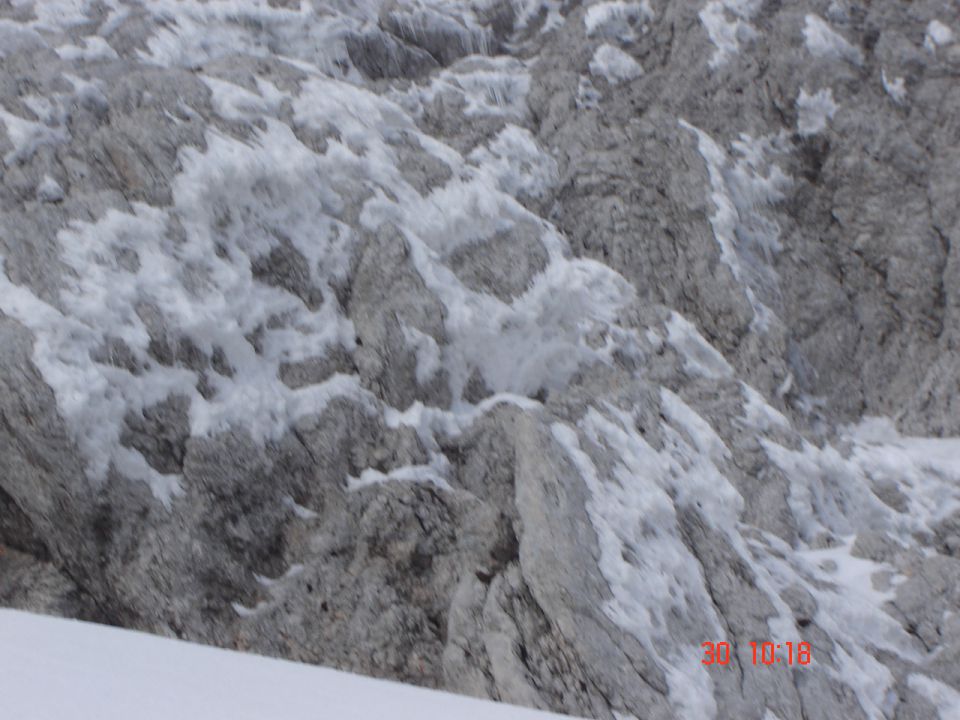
[0,609,573,720]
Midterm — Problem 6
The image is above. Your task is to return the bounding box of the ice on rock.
[424,257,635,400]
[468,125,559,200]
[754,530,917,719]
[379,0,497,65]
[55,37,119,62]
[576,75,603,109]
[292,76,632,403]
[796,88,838,136]
[420,57,533,119]
[803,14,864,65]
[0,117,369,503]
[762,416,960,544]
[680,120,790,329]
[512,0,551,32]
[201,76,286,123]
[924,20,954,52]
[0,35,637,506]
[36,175,64,203]
[0,18,46,58]
[9,0,119,31]
[231,564,307,617]
[881,70,907,104]
[847,418,960,531]
[762,437,897,542]
[699,0,762,68]
[0,107,68,164]
[401,324,443,384]
[552,418,725,720]
[660,388,730,463]
[589,44,643,84]
[739,382,790,432]
[665,312,734,379]
[348,463,454,493]
[907,674,960,719]
[136,0,363,76]
[584,1,653,42]
[555,360,951,719]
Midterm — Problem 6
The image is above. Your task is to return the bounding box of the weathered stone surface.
[2,1,959,718]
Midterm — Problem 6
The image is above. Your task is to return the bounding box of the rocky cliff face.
[1,1,959,718]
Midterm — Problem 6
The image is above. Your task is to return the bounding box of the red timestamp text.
[701,641,812,666]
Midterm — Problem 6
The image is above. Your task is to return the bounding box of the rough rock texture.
[2,1,960,719]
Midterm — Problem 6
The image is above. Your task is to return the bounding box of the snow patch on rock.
[699,0,762,68]
[665,312,734,379]
[881,70,907,104]
[589,44,643,84]
[796,88,837,136]
[924,20,954,52]
[584,0,653,42]
[907,674,960,718]
[680,120,791,330]
[36,175,64,203]
[55,37,118,62]
[803,14,863,65]
[468,124,559,200]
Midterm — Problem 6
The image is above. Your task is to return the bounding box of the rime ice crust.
[1,2,960,720]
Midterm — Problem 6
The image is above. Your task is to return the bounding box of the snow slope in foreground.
[0,609,574,720]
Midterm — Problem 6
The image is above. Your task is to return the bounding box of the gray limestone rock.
[1,1,959,719]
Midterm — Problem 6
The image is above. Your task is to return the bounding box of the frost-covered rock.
[924,20,954,52]
[2,1,960,719]
[588,44,643,84]
[35,175,64,202]
[796,87,837,136]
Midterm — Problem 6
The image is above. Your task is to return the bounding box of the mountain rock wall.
[2,1,959,718]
